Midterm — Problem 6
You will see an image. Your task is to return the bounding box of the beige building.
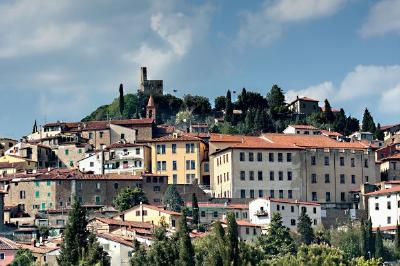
[288,96,319,116]
[151,134,208,185]
[283,125,320,135]
[211,134,378,207]
[380,153,400,180]
[5,142,56,169]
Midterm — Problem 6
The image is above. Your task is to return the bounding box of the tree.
[225,90,233,123]
[214,96,226,112]
[32,120,38,134]
[362,108,376,133]
[360,219,368,258]
[257,212,296,258]
[323,99,335,123]
[226,212,240,266]
[334,108,347,134]
[130,240,148,266]
[375,123,384,141]
[191,193,200,226]
[183,95,212,117]
[345,116,360,136]
[366,218,375,257]
[10,249,36,266]
[395,222,400,253]
[113,187,148,212]
[267,84,287,116]
[297,209,314,245]
[80,233,110,266]
[146,226,179,265]
[244,109,255,133]
[330,223,362,261]
[57,199,89,266]
[119,83,124,115]
[178,209,195,266]
[163,185,184,212]
[374,228,384,258]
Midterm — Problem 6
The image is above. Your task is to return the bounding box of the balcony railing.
[255,210,269,217]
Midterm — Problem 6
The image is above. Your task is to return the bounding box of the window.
[351,158,355,167]
[162,161,166,171]
[185,143,192,153]
[90,161,94,167]
[340,192,346,202]
[173,161,177,171]
[186,174,195,184]
[324,156,329,166]
[250,190,255,198]
[35,191,39,198]
[154,186,161,192]
[340,174,345,184]
[172,220,176,227]
[291,206,294,212]
[288,190,293,199]
[249,171,254,181]
[278,153,283,162]
[269,171,274,181]
[258,171,263,181]
[204,162,209,172]
[270,190,275,198]
[240,152,245,161]
[326,192,331,202]
[278,171,283,181]
[136,148,140,155]
[56,219,65,226]
[365,176,369,183]
[65,149,69,155]
[287,153,292,162]
[269,153,274,162]
[291,219,296,226]
[246,227,250,235]
[364,159,369,168]
[47,192,51,197]
[156,144,166,154]
[279,190,284,198]
[313,207,317,214]
[120,133,125,139]
[388,201,391,210]
[95,196,101,204]
[340,157,344,166]
[314,219,317,226]
[312,192,317,201]
[351,175,356,184]
[99,131,104,138]
[325,174,330,183]
[201,211,205,217]
[277,205,280,211]
[173,174,177,184]
[301,206,307,213]
[249,152,254,162]
[311,156,316,165]
[259,190,263,198]
[172,144,177,154]
[240,190,246,198]
[375,203,379,210]
[388,216,392,224]
[96,182,101,190]
[257,152,262,162]
[35,181,40,187]
[20,191,26,199]
[78,149,82,154]
[89,132,93,139]
[287,171,292,181]
[311,174,317,184]
[240,171,245,181]
[41,203,46,210]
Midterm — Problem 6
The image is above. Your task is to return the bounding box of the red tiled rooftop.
[97,233,134,247]
[366,186,400,196]
[105,142,148,150]
[118,204,182,217]
[94,217,154,229]
[320,130,343,137]
[288,125,319,130]
[151,134,203,142]
[266,198,320,206]
[382,153,400,161]
[0,237,18,250]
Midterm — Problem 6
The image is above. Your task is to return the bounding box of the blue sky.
[1,0,400,138]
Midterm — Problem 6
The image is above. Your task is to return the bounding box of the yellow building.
[113,203,182,229]
[0,155,37,175]
[150,134,208,185]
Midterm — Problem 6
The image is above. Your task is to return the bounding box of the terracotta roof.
[288,125,319,130]
[366,186,400,196]
[151,134,203,142]
[186,202,226,208]
[0,162,25,169]
[97,233,134,247]
[209,134,245,143]
[17,243,59,254]
[289,97,318,104]
[381,124,400,131]
[0,237,18,250]
[104,142,148,150]
[226,204,248,209]
[119,204,182,217]
[382,153,400,161]
[94,217,154,229]
[320,130,343,137]
[45,119,154,132]
[267,198,320,206]
[372,225,397,231]
[221,219,261,228]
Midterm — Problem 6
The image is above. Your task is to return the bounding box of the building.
[79,143,151,175]
[283,125,320,135]
[249,198,321,231]
[0,237,18,264]
[0,169,168,216]
[349,132,374,142]
[185,202,249,225]
[139,67,163,95]
[376,143,400,161]
[381,124,400,142]
[5,142,56,169]
[366,186,400,233]
[320,130,343,141]
[210,134,378,207]
[220,219,261,242]
[97,233,134,266]
[151,133,208,185]
[380,153,400,181]
[0,159,36,175]
[0,138,16,157]
[114,203,182,229]
[287,96,319,116]
[190,124,209,134]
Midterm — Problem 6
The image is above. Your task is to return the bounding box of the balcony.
[255,210,269,217]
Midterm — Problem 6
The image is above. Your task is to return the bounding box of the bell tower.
[146,95,156,120]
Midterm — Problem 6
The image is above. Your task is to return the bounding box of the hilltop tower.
[139,67,163,95]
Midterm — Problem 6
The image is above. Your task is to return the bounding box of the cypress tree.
[178,208,195,266]
[163,185,184,212]
[297,209,314,245]
[362,108,376,133]
[32,120,38,134]
[192,193,199,226]
[226,212,239,266]
[119,83,124,116]
[254,108,264,132]
[375,123,384,141]
[57,199,89,266]
[360,219,367,258]
[374,228,384,258]
[395,222,400,253]
[323,99,335,123]
[267,84,286,116]
[244,109,255,133]
[225,90,233,123]
[366,218,375,257]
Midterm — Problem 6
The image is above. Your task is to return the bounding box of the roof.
[119,204,182,217]
[147,95,155,107]
[104,142,148,150]
[209,133,245,143]
[0,237,18,250]
[288,125,319,130]
[267,198,320,206]
[289,96,319,105]
[226,204,248,209]
[221,219,261,228]
[93,217,154,229]
[151,134,203,142]
[381,124,400,131]
[382,153,400,161]
[17,243,59,254]
[320,130,343,137]
[366,186,400,196]
[97,233,134,247]
[320,107,340,113]
[185,202,248,209]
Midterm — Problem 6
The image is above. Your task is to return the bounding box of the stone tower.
[138,67,163,95]
[146,95,156,120]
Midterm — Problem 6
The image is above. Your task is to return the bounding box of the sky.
[1,0,400,138]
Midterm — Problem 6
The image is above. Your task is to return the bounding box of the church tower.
[146,95,156,120]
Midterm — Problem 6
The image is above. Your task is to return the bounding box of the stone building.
[0,138,16,157]
[287,96,319,116]
[138,67,163,95]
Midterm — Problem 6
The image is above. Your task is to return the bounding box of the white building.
[221,219,262,242]
[367,186,400,233]
[249,198,322,231]
[78,143,151,175]
[97,233,133,266]
[283,125,321,135]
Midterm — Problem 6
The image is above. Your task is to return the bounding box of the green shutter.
[35,191,40,198]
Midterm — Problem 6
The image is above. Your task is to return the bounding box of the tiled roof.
[97,233,134,247]
[105,142,148,149]
[289,97,319,104]
[119,204,182,217]
[94,217,154,229]
[209,134,245,143]
[17,243,59,254]
[151,134,203,142]
[226,204,248,209]
[381,124,400,131]
[44,119,154,132]
[372,225,397,231]
[288,125,319,130]
[221,219,260,228]
[320,130,343,137]
[0,237,18,250]
[0,162,25,169]
[366,186,400,196]
[268,198,320,206]
[382,153,400,161]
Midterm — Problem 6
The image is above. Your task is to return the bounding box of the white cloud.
[238,0,346,46]
[379,84,400,113]
[286,81,335,103]
[360,0,400,37]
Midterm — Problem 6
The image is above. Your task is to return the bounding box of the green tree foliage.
[226,212,239,266]
[191,193,200,226]
[178,209,195,266]
[345,116,360,135]
[350,256,382,266]
[225,90,233,123]
[10,249,36,266]
[366,218,375,257]
[323,99,335,123]
[130,240,148,266]
[395,222,400,253]
[257,212,296,258]
[334,108,347,134]
[362,108,376,133]
[330,224,362,261]
[267,84,287,117]
[113,187,148,212]
[119,83,124,115]
[297,209,315,245]
[375,123,384,141]
[375,228,384,259]
[183,95,211,117]
[214,96,226,112]
[57,199,89,266]
[163,185,184,212]
[146,226,179,266]
[360,219,368,258]
[80,233,110,266]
